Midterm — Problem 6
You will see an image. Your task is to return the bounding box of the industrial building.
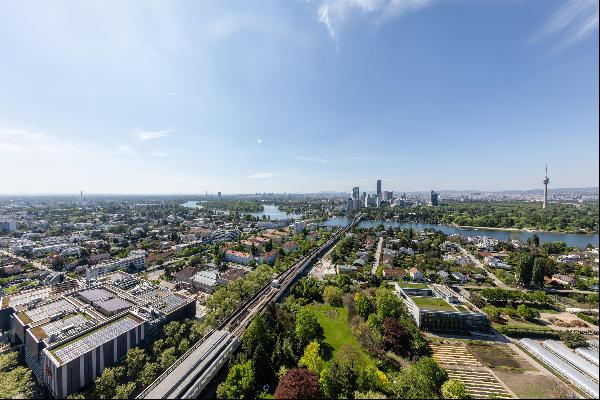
[0,271,195,398]
[395,283,490,334]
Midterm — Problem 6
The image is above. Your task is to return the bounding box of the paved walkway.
[308,246,336,278]
[371,237,383,275]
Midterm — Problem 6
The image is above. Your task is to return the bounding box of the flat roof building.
[395,283,489,334]
[1,271,195,398]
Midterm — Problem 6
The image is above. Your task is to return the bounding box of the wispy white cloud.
[150,151,171,158]
[257,138,263,144]
[112,145,136,156]
[134,128,173,142]
[0,143,19,152]
[247,172,286,179]
[165,92,178,95]
[317,0,435,41]
[531,0,599,50]
[0,128,45,141]
[295,155,327,163]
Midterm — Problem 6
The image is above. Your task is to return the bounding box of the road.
[371,237,383,275]
[457,244,510,289]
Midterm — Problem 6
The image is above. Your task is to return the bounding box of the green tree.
[516,304,540,320]
[322,286,343,307]
[319,345,366,398]
[140,362,160,387]
[516,254,535,286]
[354,292,373,319]
[532,258,547,287]
[0,352,34,399]
[93,366,125,399]
[392,357,447,399]
[299,340,325,374]
[441,379,470,399]
[125,347,147,380]
[114,382,136,399]
[159,347,177,370]
[295,308,322,346]
[527,234,540,247]
[216,361,255,399]
[482,306,502,323]
[376,287,403,319]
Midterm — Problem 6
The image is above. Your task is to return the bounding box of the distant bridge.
[137,214,362,399]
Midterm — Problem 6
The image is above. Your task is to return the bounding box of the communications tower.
[543,164,549,209]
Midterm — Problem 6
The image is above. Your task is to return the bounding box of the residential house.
[224,250,254,266]
[408,268,424,282]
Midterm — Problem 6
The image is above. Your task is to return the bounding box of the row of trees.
[69,319,205,399]
[476,288,554,306]
[365,201,599,233]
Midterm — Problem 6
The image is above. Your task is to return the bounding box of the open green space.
[397,282,429,289]
[410,296,455,311]
[307,303,375,367]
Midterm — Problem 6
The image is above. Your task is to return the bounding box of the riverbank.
[454,224,534,233]
[322,217,599,248]
[454,224,598,235]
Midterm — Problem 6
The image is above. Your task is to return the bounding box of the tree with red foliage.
[383,317,410,355]
[274,368,320,399]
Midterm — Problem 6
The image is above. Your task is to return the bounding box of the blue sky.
[0,0,598,194]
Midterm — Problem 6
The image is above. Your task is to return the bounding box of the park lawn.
[307,303,376,368]
[397,282,429,289]
[410,296,455,311]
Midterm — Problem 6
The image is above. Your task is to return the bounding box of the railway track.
[138,214,362,399]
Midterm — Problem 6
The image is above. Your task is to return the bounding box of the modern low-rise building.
[395,283,489,334]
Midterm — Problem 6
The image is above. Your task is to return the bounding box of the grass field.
[307,303,375,367]
[410,296,455,311]
[397,282,429,289]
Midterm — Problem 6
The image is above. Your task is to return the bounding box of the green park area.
[410,296,455,311]
[307,303,375,367]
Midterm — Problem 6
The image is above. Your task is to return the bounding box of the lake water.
[182,202,301,221]
[322,217,599,249]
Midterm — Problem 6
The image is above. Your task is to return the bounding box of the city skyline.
[1,0,598,194]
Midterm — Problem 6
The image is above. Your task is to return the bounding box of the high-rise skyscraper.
[352,186,360,200]
[376,180,382,197]
[543,165,549,209]
[430,190,439,206]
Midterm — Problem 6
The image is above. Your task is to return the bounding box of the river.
[182,202,302,220]
[321,217,599,249]
[182,201,598,248]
